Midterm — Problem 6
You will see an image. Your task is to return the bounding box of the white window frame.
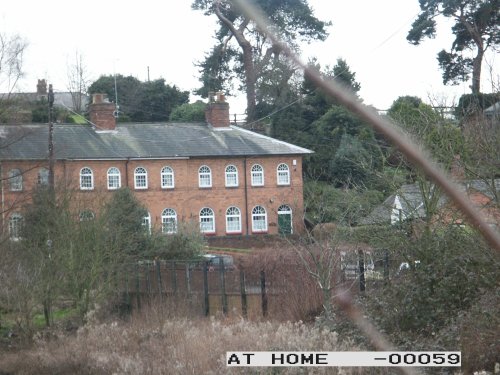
[38,168,49,186]
[142,212,152,234]
[79,210,95,221]
[107,167,121,190]
[252,205,268,233]
[80,167,94,190]
[161,208,178,234]
[225,206,242,233]
[161,166,175,189]
[9,213,23,241]
[277,163,290,185]
[199,207,215,234]
[198,165,212,188]
[8,169,23,191]
[251,164,264,186]
[225,165,238,187]
[134,167,148,189]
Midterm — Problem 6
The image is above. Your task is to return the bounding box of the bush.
[368,227,496,334]
[146,222,206,260]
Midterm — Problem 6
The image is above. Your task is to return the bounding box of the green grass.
[32,307,78,328]
[69,114,87,124]
[205,246,252,254]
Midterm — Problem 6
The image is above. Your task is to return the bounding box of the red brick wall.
[1,156,305,237]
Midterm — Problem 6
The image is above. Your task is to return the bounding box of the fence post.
[171,261,177,296]
[203,261,209,316]
[145,262,152,298]
[186,263,192,296]
[260,270,268,317]
[135,263,141,311]
[240,269,247,318]
[219,258,228,315]
[124,265,131,312]
[358,249,366,292]
[383,249,389,283]
[156,259,163,301]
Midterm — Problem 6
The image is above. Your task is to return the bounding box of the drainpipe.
[1,163,4,234]
[125,158,130,187]
[243,156,249,236]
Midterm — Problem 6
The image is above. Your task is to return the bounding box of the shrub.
[146,222,206,260]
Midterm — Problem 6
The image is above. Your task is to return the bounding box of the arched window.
[277,163,290,185]
[134,167,148,189]
[79,210,95,221]
[8,169,23,191]
[278,204,293,235]
[38,168,49,186]
[198,165,212,188]
[199,207,215,233]
[252,206,267,233]
[161,208,177,234]
[107,167,121,190]
[142,212,152,234]
[226,206,241,233]
[251,164,264,186]
[9,213,23,240]
[161,166,174,189]
[225,165,238,187]
[80,167,94,190]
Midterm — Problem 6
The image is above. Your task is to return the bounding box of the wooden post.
[383,249,389,283]
[260,270,268,317]
[240,269,247,318]
[219,258,228,315]
[156,259,163,301]
[185,263,192,296]
[358,249,366,292]
[135,263,141,310]
[124,267,131,311]
[203,261,209,316]
[145,262,152,297]
[171,261,177,296]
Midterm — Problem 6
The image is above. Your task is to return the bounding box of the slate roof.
[0,122,313,160]
[0,92,89,111]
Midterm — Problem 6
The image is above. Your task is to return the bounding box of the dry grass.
[0,303,376,375]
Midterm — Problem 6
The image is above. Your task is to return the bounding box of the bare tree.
[66,51,90,113]
[0,31,28,97]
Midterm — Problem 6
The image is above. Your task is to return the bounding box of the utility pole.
[48,84,55,190]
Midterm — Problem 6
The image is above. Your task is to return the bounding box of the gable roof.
[360,180,500,226]
[0,122,313,160]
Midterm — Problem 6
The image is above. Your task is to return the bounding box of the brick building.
[0,93,312,239]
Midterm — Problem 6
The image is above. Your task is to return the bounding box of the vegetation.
[169,100,206,122]
[0,308,363,375]
[407,0,499,94]
[146,221,206,260]
[1,5,498,373]
[192,0,330,121]
[87,75,189,122]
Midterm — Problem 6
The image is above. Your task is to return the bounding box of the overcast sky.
[1,0,498,114]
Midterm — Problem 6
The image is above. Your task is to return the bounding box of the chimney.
[89,93,116,130]
[205,91,230,128]
[36,79,47,96]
